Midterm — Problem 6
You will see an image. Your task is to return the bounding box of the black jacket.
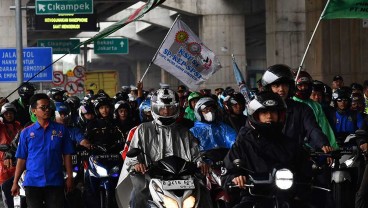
[284,99,329,149]
[222,121,311,200]
[85,118,125,153]
[223,114,247,134]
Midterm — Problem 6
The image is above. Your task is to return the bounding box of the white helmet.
[150,88,179,125]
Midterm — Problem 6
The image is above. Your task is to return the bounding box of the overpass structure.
[1,0,368,100]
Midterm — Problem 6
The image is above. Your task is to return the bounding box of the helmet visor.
[152,103,179,117]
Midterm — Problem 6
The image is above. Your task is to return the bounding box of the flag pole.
[140,14,181,82]
[295,0,331,81]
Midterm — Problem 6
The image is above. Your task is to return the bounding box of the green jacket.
[293,96,339,149]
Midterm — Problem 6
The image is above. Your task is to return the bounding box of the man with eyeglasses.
[332,89,364,144]
[10,93,75,208]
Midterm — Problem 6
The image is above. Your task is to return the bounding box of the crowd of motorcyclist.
[0,63,367,208]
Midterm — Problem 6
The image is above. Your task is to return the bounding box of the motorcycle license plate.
[162,180,195,190]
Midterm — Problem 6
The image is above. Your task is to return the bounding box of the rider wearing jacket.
[222,91,311,207]
[122,88,208,208]
[261,64,334,151]
[293,71,338,149]
[332,89,364,142]
[11,82,36,126]
[190,97,237,151]
[222,92,247,133]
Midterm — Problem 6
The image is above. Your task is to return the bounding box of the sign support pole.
[15,0,24,86]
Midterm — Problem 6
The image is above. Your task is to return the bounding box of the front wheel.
[332,181,354,208]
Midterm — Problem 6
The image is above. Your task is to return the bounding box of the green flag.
[80,0,165,46]
[322,0,368,19]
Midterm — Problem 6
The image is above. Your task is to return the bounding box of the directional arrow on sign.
[38,4,46,12]
[120,41,125,48]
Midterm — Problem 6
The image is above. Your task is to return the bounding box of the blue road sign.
[0,47,53,82]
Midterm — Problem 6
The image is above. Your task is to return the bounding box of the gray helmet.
[151,88,179,125]
[194,97,217,122]
[0,103,17,116]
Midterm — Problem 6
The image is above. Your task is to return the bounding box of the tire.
[332,181,354,208]
[100,190,107,208]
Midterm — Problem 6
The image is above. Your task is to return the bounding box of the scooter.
[85,144,123,208]
[126,148,212,208]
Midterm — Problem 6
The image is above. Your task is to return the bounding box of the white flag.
[153,19,222,90]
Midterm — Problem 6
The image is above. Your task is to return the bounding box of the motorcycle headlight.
[343,158,354,167]
[95,165,108,177]
[183,195,196,208]
[275,168,293,190]
[163,196,179,208]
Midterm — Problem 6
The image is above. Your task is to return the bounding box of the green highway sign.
[94,38,129,54]
[37,39,81,54]
[36,0,93,15]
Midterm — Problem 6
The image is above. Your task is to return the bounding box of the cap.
[333,75,343,82]
[177,85,187,92]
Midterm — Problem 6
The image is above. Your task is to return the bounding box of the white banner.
[153,19,222,90]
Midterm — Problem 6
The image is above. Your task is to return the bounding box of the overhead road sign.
[34,14,98,31]
[0,47,53,82]
[38,39,81,54]
[36,0,93,15]
[94,38,129,54]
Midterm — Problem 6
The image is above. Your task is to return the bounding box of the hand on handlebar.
[134,163,147,174]
[232,175,247,189]
[321,146,333,166]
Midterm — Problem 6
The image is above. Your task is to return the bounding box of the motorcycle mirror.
[126,148,142,158]
[0,144,10,152]
[232,159,254,174]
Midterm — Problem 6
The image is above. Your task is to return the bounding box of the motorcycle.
[310,131,366,208]
[201,148,230,208]
[227,159,323,208]
[84,144,123,208]
[126,148,212,208]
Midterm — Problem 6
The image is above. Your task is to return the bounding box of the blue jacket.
[190,121,237,151]
[335,110,364,135]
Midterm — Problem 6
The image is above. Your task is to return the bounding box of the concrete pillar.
[199,14,246,91]
[266,0,306,68]
[305,0,368,85]
[0,0,27,101]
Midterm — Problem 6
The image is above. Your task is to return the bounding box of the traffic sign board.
[73,65,85,78]
[53,71,65,85]
[38,39,80,54]
[36,0,93,15]
[75,78,85,92]
[65,81,78,94]
[0,47,53,82]
[94,38,129,54]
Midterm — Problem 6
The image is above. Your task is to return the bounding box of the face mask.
[203,112,215,122]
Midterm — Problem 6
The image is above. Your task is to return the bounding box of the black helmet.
[294,71,313,100]
[65,96,80,110]
[261,64,295,96]
[78,102,95,123]
[350,83,363,92]
[18,82,36,100]
[194,97,218,122]
[311,80,325,92]
[47,88,67,102]
[332,89,350,101]
[114,100,131,119]
[247,91,286,134]
[223,92,246,113]
[93,96,113,118]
